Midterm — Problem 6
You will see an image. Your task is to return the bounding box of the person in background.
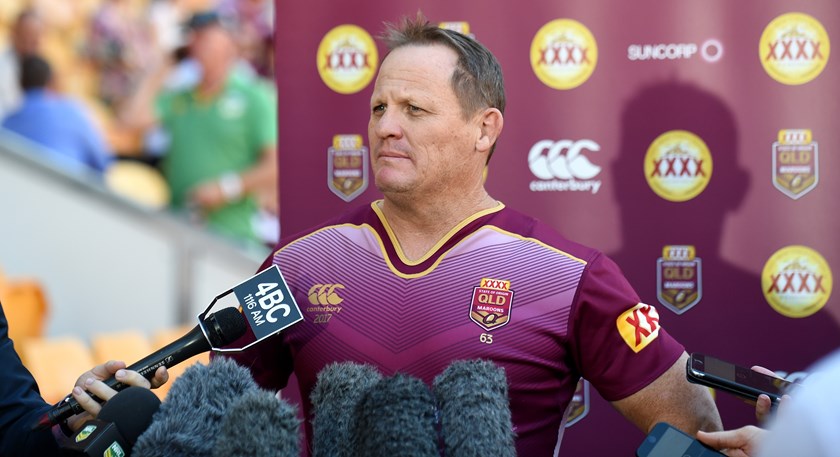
[0,300,168,456]
[0,9,43,120]
[220,13,722,455]
[120,11,278,247]
[2,55,114,175]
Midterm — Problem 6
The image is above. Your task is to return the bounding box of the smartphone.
[637,422,725,457]
[686,352,797,404]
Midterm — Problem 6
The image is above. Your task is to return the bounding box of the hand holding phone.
[686,353,797,404]
[637,422,725,457]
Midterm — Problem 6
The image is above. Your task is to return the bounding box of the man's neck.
[379,189,497,262]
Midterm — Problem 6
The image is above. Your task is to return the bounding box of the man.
[2,55,114,175]
[0,9,42,120]
[0,300,168,456]
[224,14,721,455]
[120,10,278,246]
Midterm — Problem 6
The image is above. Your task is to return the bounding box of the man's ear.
[475,108,504,153]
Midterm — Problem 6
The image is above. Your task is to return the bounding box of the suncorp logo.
[528,139,602,193]
[628,39,723,62]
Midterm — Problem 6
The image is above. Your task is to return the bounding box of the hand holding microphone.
[34,306,248,431]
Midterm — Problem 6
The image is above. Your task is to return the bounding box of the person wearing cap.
[119,10,278,247]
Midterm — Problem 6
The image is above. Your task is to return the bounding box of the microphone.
[61,386,161,456]
[36,307,247,430]
[432,359,516,457]
[211,388,301,457]
[351,373,440,457]
[310,362,383,457]
[132,357,259,457]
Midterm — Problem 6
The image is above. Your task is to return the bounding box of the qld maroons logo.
[327,134,368,202]
[469,278,514,331]
[656,245,702,314]
[530,19,598,90]
[762,245,832,318]
[317,24,378,94]
[772,129,818,199]
[760,12,830,85]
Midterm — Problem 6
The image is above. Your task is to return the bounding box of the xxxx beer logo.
[469,278,514,331]
[657,245,702,314]
[327,134,368,202]
[616,303,661,353]
[762,246,832,318]
[772,129,818,200]
[317,24,378,94]
[761,13,830,85]
[644,130,713,202]
[530,19,597,90]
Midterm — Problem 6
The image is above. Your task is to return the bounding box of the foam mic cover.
[132,358,258,457]
[98,386,162,447]
[310,362,383,457]
[432,359,516,457]
[61,386,161,456]
[351,374,439,457]
[211,388,300,457]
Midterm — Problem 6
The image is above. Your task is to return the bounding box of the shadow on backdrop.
[562,80,840,455]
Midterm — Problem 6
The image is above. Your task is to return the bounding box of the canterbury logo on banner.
[528,139,603,193]
[616,303,660,353]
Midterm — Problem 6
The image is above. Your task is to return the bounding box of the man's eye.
[372,104,386,113]
[408,105,422,113]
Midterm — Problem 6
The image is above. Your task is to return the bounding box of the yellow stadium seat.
[151,325,210,400]
[20,336,96,404]
[0,269,50,347]
[90,329,153,366]
[104,161,171,209]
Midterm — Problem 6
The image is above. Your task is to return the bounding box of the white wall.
[0,132,269,342]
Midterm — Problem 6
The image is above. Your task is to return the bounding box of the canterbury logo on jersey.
[616,303,660,353]
[308,284,345,305]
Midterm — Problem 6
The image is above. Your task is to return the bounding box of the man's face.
[368,44,481,197]
[13,16,42,56]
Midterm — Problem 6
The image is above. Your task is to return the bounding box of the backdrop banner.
[275,1,839,454]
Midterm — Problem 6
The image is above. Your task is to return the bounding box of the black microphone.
[433,359,516,457]
[35,307,247,430]
[211,388,301,457]
[311,362,383,457]
[351,374,440,457]
[61,386,161,456]
[132,357,260,457]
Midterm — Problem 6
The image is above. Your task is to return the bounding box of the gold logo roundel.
[317,25,378,94]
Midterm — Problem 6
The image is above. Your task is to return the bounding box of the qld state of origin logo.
[327,134,368,202]
[469,278,514,331]
[772,129,818,199]
[656,245,702,314]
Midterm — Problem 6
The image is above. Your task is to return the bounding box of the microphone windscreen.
[351,374,439,457]
[432,359,515,457]
[132,358,258,457]
[311,362,382,457]
[97,386,161,447]
[211,389,300,457]
[203,307,248,347]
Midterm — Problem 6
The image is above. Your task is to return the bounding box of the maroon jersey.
[226,201,683,455]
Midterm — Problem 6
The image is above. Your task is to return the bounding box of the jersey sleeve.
[568,252,684,401]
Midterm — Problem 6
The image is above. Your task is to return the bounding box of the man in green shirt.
[122,11,278,246]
